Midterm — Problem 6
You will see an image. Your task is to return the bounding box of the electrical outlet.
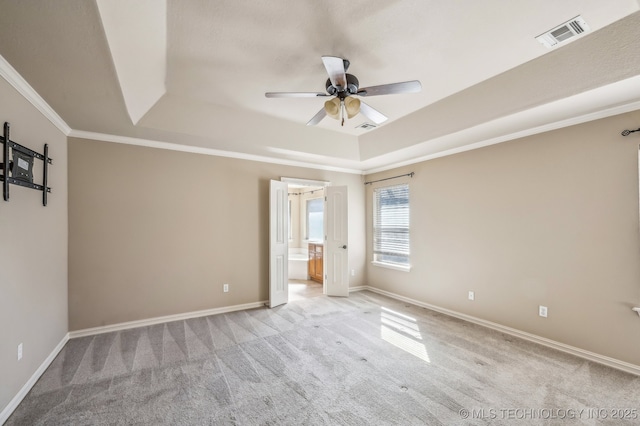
[468,291,475,301]
[351,269,355,277]
[17,343,23,361]
[539,305,548,318]
[223,284,229,293]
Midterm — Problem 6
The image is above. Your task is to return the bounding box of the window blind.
[373,184,410,266]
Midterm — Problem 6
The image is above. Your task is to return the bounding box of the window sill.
[371,261,411,272]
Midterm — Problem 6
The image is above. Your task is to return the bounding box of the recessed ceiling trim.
[363,95,640,175]
[0,54,70,135]
[68,129,363,175]
[2,49,639,177]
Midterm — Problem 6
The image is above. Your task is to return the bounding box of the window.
[306,198,324,241]
[373,184,410,269]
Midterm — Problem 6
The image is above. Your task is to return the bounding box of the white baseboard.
[1,333,69,425]
[362,286,640,376]
[5,290,636,425]
[2,301,269,424]
[68,300,269,339]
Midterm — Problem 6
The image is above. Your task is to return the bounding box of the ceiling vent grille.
[536,16,590,49]
[356,123,377,130]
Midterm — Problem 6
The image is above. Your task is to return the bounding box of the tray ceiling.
[0,1,639,172]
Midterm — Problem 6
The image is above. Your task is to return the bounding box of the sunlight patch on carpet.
[380,307,430,363]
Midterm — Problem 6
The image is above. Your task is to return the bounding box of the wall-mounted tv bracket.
[0,122,52,206]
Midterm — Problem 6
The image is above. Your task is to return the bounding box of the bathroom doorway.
[286,181,325,301]
[269,177,350,307]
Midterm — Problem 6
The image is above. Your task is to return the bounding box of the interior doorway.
[287,183,325,300]
[269,177,349,308]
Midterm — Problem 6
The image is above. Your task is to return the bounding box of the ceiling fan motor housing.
[326,74,360,97]
[265,56,421,126]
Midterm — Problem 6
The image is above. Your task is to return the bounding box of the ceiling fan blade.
[265,92,328,98]
[322,56,347,90]
[306,107,327,126]
[359,101,388,124]
[357,80,422,97]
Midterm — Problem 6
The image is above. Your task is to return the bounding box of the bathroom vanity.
[308,242,323,283]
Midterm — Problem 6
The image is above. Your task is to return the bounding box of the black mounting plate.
[1,122,52,206]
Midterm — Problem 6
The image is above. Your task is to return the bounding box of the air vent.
[535,16,590,49]
[356,123,377,130]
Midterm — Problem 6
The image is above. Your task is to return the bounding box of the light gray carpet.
[6,291,640,425]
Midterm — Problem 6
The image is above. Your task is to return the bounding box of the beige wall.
[365,110,640,366]
[68,139,366,330]
[0,79,68,411]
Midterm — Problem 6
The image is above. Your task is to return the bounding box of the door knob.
[341,245,347,249]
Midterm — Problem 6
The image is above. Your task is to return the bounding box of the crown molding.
[71,93,640,177]
[68,129,364,174]
[0,54,71,135]
[3,50,638,177]
[363,97,640,175]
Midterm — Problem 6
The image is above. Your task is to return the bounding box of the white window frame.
[372,183,411,271]
[305,197,324,242]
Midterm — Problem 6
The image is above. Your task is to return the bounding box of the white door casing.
[325,185,349,297]
[269,180,288,308]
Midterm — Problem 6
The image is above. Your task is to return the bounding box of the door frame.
[280,177,331,294]
[281,177,331,188]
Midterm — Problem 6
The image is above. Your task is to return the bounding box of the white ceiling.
[0,1,639,173]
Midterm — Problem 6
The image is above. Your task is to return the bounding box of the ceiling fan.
[265,56,422,127]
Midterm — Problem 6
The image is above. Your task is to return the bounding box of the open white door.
[269,180,288,308]
[325,185,349,297]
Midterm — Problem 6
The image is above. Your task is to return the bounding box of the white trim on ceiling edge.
[0,54,71,135]
[0,333,69,425]
[68,130,363,175]
[70,94,640,176]
[362,98,640,175]
[0,52,363,175]
[350,285,640,376]
[2,52,639,177]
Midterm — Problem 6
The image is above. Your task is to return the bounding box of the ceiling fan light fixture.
[324,97,341,119]
[266,56,421,127]
[344,97,360,119]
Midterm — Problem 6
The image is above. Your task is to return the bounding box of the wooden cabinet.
[308,242,323,283]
